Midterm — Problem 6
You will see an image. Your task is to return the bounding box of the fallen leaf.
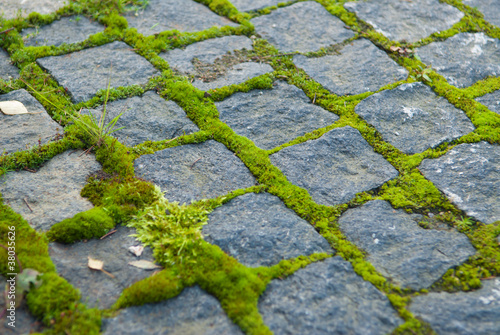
[129,260,161,270]
[0,101,30,115]
[128,245,144,257]
[88,257,115,278]
[389,46,400,52]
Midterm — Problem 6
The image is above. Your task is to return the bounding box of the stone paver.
[251,1,355,53]
[476,89,500,115]
[354,82,475,154]
[230,0,282,12]
[0,0,66,20]
[215,82,339,150]
[0,49,19,81]
[463,0,500,28]
[294,39,408,96]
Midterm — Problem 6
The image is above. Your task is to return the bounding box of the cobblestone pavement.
[0,1,499,334]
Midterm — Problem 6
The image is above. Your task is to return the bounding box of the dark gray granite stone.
[258,257,403,335]
[202,192,333,267]
[0,89,60,154]
[0,0,65,20]
[463,0,500,28]
[270,126,398,206]
[294,39,408,96]
[0,49,19,81]
[476,89,500,115]
[215,82,339,150]
[37,41,159,103]
[49,226,157,309]
[419,142,500,224]
[410,278,500,335]
[82,91,199,147]
[416,32,500,88]
[134,140,256,204]
[230,0,282,12]
[125,0,237,36]
[0,150,101,232]
[354,82,475,155]
[251,1,355,53]
[344,0,464,43]
[23,16,104,47]
[102,285,244,334]
[338,200,476,290]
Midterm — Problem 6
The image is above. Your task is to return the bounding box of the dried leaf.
[0,101,30,115]
[129,260,161,270]
[88,257,104,271]
[389,46,400,52]
[128,245,144,257]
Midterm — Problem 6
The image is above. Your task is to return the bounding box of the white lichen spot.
[479,296,495,305]
[470,44,483,56]
[374,238,379,244]
[445,190,463,204]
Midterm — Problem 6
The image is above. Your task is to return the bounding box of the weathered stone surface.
[0,89,60,154]
[419,142,500,224]
[82,91,199,147]
[270,126,398,206]
[476,89,500,115]
[135,140,256,204]
[102,285,244,334]
[416,33,500,88]
[410,278,500,335]
[258,257,403,335]
[49,226,157,309]
[0,0,66,20]
[230,0,282,12]
[344,0,463,43]
[463,0,500,28]
[37,41,159,103]
[23,16,104,47]
[294,39,408,96]
[0,49,19,81]
[125,0,237,36]
[354,82,475,155]
[202,192,333,267]
[338,200,476,290]
[215,82,339,150]
[0,150,101,231]
[251,1,355,53]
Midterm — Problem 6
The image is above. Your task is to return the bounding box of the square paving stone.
[258,257,403,335]
[0,89,60,154]
[416,32,500,88]
[125,0,237,36]
[354,82,475,155]
[215,82,339,150]
[251,1,355,53]
[134,140,257,204]
[344,0,464,43]
[463,0,500,28]
[23,16,104,47]
[419,142,499,224]
[0,49,19,81]
[338,200,476,290]
[293,39,408,96]
[202,192,333,267]
[37,41,159,103]
[476,89,500,115]
[0,0,66,20]
[230,0,282,12]
[0,150,101,232]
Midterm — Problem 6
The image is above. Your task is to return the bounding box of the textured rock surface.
[23,16,103,47]
[270,126,398,206]
[125,0,237,36]
[251,1,354,53]
[419,142,499,224]
[37,41,159,103]
[230,0,282,12]
[0,89,60,154]
[463,0,500,28]
[102,285,244,334]
[49,226,157,309]
[203,192,333,267]
[410,278,500,335]
[0,150,101,231]
[354,82,475,154]
[476,89,500,115]
[338,200,476,290]
[258,257,403,335]
[416,32,500,88]
[344,0,463,43]
[0,0,66,20]
[215,82,339,150]
[0,49,19,81]
[82,91,198,147]
[135,140,256,204]
[294,39,408,96]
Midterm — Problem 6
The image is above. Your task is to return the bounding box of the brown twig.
[0,28,14,35]
[23,198,33,212]
[23,167,36,173]
[79,146,94,157]
[190,157,202,169]
[100,229,117,240]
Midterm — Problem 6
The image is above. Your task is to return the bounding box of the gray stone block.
[0,89,60,154]
[416,32,500,88]
[294,39,408,96]
[230,0,282,12]
[0,150,101,231]
[338,200,476,290]
[419,142,500,224]
[251,1,355,53]
[202,192,333,267]
[0,0,66,20]
[270,126,398,206]
[344,0,464,43]
[102,285,244,334]
[354,82,475,155]
[134,140,256,204]
[0,49,19,81]
[476,89,500,115]
[410,278,500,335]
[463,0,500,28]
[258,257,403,335]
[37,41,159,103]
